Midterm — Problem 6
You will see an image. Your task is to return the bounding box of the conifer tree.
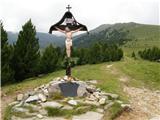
[131,51,136,59]
[40,44,58,73]
[12,19,40,81]
[1,22,14,85]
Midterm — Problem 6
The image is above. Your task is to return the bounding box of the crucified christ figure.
[55,26,82,58]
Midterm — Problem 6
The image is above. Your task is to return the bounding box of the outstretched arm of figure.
[55,27,65,33]
[71,27,83,33]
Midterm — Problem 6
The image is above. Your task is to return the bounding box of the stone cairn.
[9,77,131,120]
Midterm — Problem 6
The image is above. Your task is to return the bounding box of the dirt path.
[116,86,160,120]
[106,64,160,120]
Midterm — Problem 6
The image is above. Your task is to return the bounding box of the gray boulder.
[25,95,39,103]
[72,111,103,120]
[41,101,63,108]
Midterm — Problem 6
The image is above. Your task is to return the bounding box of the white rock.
[62,105,73,110]
[99,97,106,105]
[96,108,104,113]
[25,95,39,103]
[93,92,101,99]
[13,107,29,113]
[41,101,63,108]
[102,93,119,99]
[17,94,24,101]
[116,100,123,104]
[85,100,100,106]
[121,104,131,108]
[39,109,48,115]
[43,89,49,96]
[72,111,103,120]
[55,77,61,81]
[104,102,114,110]
[87,80,98,84]
[42,117,67,120]
[68,100,77,106]
[38,93,47,102]
[63,75,68,80]
[77,84,88,97]
[37,114,43,119]
[9,101,19,106]
[86,94,98,101]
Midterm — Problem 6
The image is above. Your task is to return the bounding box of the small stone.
[87,80,98,84]
[93,92,101,99]
[40,84,45,89]
[37,114,43,119]
[55,77,61,81]
[86,86,97,93]
[72,111,103,120]
[102,93,119,99]
[110,94,119,99]
[86,94,98,101]
[104,102,114,110]
[68,100,77,106]
[9,101,19,106]
[42,89,49,96]
[62,105,73,110]
[38,93,47,102]
[77,83,88,97]
[99,97,106,105]
[76,106,90,111]
[25,95,39,103]
[63,76,68,80]
[39,109,48,115]
[48,83,61,97]
[96,108,104,113]
[17,94,24,101]
[116,100,123,104]
[41,101,63,108]
[121,104,131,108]
[85,100,100,106]
[13,107,29,113]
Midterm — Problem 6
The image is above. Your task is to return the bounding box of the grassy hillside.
[2,57,160,98]
[2,57,160,119]
[73,23,160,53]
[123,24,160,55]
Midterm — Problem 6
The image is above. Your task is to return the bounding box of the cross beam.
[66,5,72,11]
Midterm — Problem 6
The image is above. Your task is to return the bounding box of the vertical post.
[66,48,72,77]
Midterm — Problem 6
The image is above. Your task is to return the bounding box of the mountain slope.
[73,22,160,49]
[7,32,65,48]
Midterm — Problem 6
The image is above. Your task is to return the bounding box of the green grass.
[2,54,160,120]
[45,105,96,118]
[114,57,160,90]
[103,102,123,120]
[122,24,160,56]
[2,70,65,95]
[3,105,13,120]
[108,102,123,120]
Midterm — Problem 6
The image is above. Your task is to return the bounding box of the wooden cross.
[66,5,72,11]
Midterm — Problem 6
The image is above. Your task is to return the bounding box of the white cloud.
[0,0,159,32]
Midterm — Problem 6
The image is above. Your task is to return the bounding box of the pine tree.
[40,44,58,73]
[12,19,40,81]
[1,22,14,85]
[138,47,160,61]
[131,51,136,59]
[89,42,101,64]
